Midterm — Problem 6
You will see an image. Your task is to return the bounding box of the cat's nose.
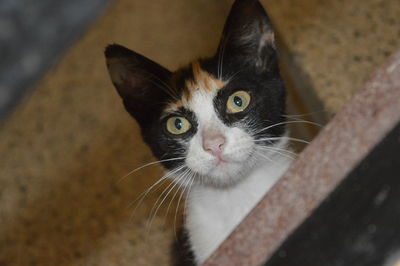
[202,134,226,158]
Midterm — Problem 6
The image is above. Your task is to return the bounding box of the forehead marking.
[183,61,224,102]
[164,61,225,114]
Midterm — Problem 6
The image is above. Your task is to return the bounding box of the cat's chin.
[190,152,259,188]
[207,164,249,187]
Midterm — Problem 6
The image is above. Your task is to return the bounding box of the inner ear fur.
[105,44,172,126]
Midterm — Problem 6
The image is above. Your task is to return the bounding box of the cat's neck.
[185,150,293,264]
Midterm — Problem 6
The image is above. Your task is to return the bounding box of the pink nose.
[202,135,226,157]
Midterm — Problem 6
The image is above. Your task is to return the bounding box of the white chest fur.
[185,155,292,264]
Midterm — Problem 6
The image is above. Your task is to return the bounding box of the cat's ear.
[105,44,172,126]
[217,0,278,72]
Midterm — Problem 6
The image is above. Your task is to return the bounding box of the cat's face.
[105,0,286,187]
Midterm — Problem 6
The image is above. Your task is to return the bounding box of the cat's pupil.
[234,96,243,107]
[175,118,183,130]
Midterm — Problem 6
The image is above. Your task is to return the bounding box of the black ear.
[217,0,278,73]
[105,44,173,126]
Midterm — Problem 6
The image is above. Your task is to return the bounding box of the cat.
[105,0,293,265]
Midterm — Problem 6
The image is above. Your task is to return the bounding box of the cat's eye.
[166,116,191,135]
[226,90,251,113]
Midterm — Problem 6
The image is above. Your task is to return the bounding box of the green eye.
[227,90,251,113]
[166,116,191,135]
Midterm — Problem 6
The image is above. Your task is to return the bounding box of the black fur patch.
[171,227,196,266]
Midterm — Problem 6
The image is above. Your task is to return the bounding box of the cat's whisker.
[183,173,196,216]
[257,146,297,161]
[220,40,227,80]
[255,120,322,135]
[217,43,221,79]
[217,34,229,80]
[147,169,188,224]
[164,170,191,223]
[254,150,275,164]
[283,116,323,128]
[258,149,295,162]
[258,145,298,156]
[128,167,181,210]
[117,156,186,184]
[127,165,185,221]
[151,171,192,234]
[226,69,245,83]
[282,110,327,119]
[254,136,311,145]
[173,172,195,240]
[145,170,185,226]
[146,169,190,233]
[255,150,290,167]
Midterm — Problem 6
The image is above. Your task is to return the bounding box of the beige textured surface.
[1,0,399,265]
[266,0,400,115]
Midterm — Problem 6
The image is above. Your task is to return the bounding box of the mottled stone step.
[265,0,400,121]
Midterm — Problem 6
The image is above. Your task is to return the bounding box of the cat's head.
[105,0,287,187]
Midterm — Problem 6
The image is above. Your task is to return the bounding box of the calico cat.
[105,0,293,265]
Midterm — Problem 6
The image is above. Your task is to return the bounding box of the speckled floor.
[268,0,400,115]
[0,0,399,265]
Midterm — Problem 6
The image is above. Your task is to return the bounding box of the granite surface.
[204,50,400,266]
[0,0,399,265]
[266,0,400,116]
[0,0,110,121]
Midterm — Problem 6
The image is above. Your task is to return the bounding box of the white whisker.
[282,110,327,119]
[256,120,322,135]
[217,35,229,80]
[257,150,291,167]
[174,172,195,240]
[146,169,190,232]
[257,146,297,161]
[255,150,275,164]
[254,136,310,145]
[183,173,196,216]
[127,165,185,221]
[164,170,191,221]
[117,156,186,184]
[283,116,323,128]
[258,145,298,156]
[227,69,245,83]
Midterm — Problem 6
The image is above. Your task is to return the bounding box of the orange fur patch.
[184,61,224,101]
[164,61,225,113]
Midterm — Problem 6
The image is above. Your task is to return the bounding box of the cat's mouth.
[200,148,255,176]
[214,154,228,164]
[209,150,245,166]
[183,146,259,188]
